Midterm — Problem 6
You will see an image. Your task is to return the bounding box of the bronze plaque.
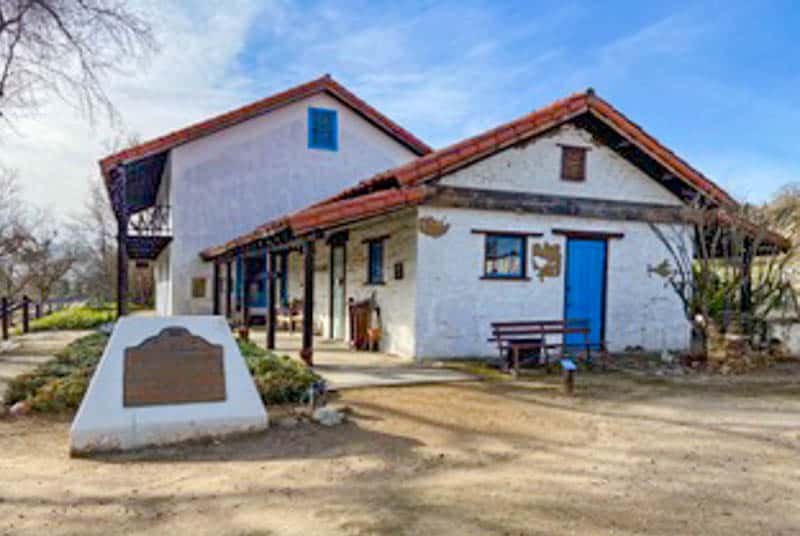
[123,327,226,407]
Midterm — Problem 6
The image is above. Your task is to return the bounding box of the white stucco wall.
[414,206,691,359]
[163,92,419,314]
[285,210,418,357]
[440,124,684,206]
[153,246,171,316]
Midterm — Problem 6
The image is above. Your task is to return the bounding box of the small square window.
[484,234,526,278]
[561,146,587,181]
[367,240,385,284]
[191,277,207,298]
[308,107,338,151]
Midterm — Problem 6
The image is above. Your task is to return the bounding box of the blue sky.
[4,0,799,215]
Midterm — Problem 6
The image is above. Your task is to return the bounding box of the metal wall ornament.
[418,216,450,238]
[531,242,562,282]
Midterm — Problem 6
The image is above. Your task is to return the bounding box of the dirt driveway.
[2,365,800,535]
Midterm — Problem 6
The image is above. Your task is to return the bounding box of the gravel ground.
[1,364,800,535]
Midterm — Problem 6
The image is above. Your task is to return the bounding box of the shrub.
[4,332,109,409]
[236,337,321,404]
[245,351,321,405]
[4,332,320,411]
[28,306,115,332]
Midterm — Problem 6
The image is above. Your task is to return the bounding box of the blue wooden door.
[564,238,607,347]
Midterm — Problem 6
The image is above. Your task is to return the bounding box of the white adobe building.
[102,78,748,362]
[100,75,431,318]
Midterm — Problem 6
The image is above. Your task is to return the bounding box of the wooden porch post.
[1,297,8,341]
[212,262,221,315]
[22,295,30,334]
[113,165,129,319]
[225,260,233,318]
[300,240,315,366]
[242,253,250,327]
[266,250,277,350]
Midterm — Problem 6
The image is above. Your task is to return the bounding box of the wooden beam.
[471,229,543,237]
[242,256,250,327]
[552,229,624,240]
[266,251,277,350]
[225,260,233,318]
[300,240,315,366]
[1,297,8,341]
[22,295,29,334]
[114,166,129,319]
[429,186,688,224]
[212,262,221,315]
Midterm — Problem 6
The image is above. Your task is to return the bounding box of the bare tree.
[0,164,33,296]
[649,198,797,359]
[17,222,77,304]
[69,175,116,304]
[0,0,156,123]
[0,164,25,258]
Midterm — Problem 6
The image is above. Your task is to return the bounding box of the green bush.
[28,306,116,332]
[4,332,109,410]
[237,337,321,404]
[4,331,320,411]
[245,351,321,405]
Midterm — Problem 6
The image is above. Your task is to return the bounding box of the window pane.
[191,277,207,298]
[309,108,337,150]
[561,146,587,181]
[368,241,384,283]
[485,235,524,277]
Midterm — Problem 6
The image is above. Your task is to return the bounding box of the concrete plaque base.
[70,316,268,455]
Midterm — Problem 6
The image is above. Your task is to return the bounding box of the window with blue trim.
[308,107,338,151]
[367,240,385,284]
[484,234,525,278]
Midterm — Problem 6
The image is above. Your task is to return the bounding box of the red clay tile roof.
[200,187,429,260]
[317,89,737,207]
[99,75,432,178]
[201,88,743,260]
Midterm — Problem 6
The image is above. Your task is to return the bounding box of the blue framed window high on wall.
[308,107,338,151]
[366,239,385,284]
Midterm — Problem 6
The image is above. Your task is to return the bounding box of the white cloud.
[0,0,267,218]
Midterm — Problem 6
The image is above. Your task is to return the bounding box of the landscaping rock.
[98,322,116,335]
[278,417,300,429]
[312,407,344,427]
[9,400,31,417]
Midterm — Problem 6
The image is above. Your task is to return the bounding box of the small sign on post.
[560,358,576,395]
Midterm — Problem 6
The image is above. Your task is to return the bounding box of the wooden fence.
[0,296,79,341]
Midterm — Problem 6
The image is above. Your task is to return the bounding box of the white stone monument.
[70,316,268,455]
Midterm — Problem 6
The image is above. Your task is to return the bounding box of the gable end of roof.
[99,75,432,179]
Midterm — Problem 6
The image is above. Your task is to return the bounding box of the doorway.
[564,238,607,347]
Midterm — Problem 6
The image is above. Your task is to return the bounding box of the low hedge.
[27,306,116,332]
[242,342,321,404]
[4,332,320,412]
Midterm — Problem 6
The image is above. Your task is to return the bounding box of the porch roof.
[200,186,431,260]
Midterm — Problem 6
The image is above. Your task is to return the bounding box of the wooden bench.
[488,319,608,376]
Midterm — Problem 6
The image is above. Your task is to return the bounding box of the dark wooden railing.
[0,296,78,341]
